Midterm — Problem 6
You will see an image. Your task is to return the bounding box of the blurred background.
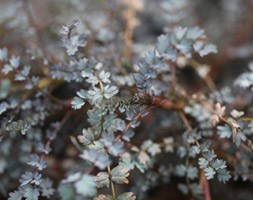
[1,0,253,199]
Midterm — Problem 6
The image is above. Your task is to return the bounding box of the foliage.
[1,0,253,200]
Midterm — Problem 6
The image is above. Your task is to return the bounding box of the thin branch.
[107,165,116,199]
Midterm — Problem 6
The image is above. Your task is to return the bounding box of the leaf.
[87,87,103,105]
[94,194,113,200]
[99,70,111,84]
[198,158,209,169]
[80,150,110,169]
[40,178,55,198]
[111,165,130,184]
[163,137,174,153]
[175,164,187,177]
[62,172,81,183]
[217,125,232,138]
[217,169,231,183]
[141,140,161,156]
[77,128,95,145]
[177,183,189,195]
[231,109,244,118]
[74,174,97,197]
[2,64,13,74]
[234,131,246,147]
[204,167,215,180]
[186,27,205,40]
[71,97,85,109]
[186,166,198,180]
[156,34,170,54]
[8,190,23,200]
[0,102,8,115]
[95,172,110,188]
[189,183,203,198]
[86,74,99,86]
[117,192,136,200]
[58,184,75,200]
[76,89,87,99]
[138,151,150,165]
[0,47,8,61]
[211,159,227,170]
[9,56,20,68]
[27,154,47,171]
[199,44,217,57]
[24,187,40,200]
[19,172,33,186]
[103,85,119,99]
[174,27,187,40]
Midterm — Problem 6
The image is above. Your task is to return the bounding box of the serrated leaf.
[217,125,232,138]
[80,150,110,169]
[95,172,110,188]
[78,128,95,145]
[198,158,209,169]
[71,97,85,109]
[156,34,170,54]
[103,85,119,99]
[10,56,20,68]
[117,192,136,200]
[111,165,130,184]
[199,44,217,57]
[8,190,23,200]
[186,27,205,40]
[217,168,231,183]
[211,159,227,170]
[40,178,55,198]
[99,70,111,84]
[175,164,187,177]
[27,154,47,171]
[62,172,81,183]
[74,174,97,197]
[2,64,13,74]
[231,109,244,118]
[24,187,39,200]
[204,167,215,180]
[186,166,198,180]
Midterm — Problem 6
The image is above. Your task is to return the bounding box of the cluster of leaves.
[1,1,253,200]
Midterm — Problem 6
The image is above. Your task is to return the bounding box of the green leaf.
[95,172,110,188]
[111,165,130,184]
[74,174,97,197]
[199,44,217,57]
[8,190,23,200]
[58,184,75,200]
[24,187,39,200]
[217,169,231,183]
[198,158,209,169]
[204,167,215,180]
[71,97,85,109]
[78,128,95,145]
[217,125,232,138]
[117,192,136,200]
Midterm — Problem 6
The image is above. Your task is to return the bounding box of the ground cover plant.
[1,0,253,199]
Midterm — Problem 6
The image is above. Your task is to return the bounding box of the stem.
[107,165,116,199]
[204,176,212,200]
[115,104,157,141]
[178,111,200,147]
